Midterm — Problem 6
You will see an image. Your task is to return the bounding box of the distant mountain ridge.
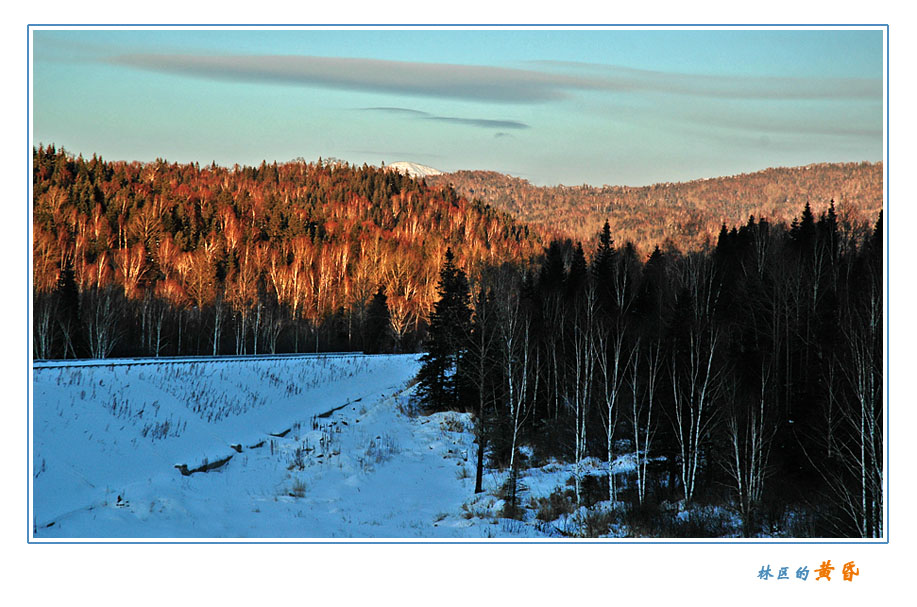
[427,162,883,253]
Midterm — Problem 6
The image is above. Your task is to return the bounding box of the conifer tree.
[416,249,472,411]
[363,286,392,354]
[55,261,82,358]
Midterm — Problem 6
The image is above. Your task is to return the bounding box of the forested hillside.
[430,162,883,253]
[32,146,547,359]
[418,205,883,537]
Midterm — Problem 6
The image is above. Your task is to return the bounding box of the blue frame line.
[25,23,891,546]
[26,23,891,26]
[884,24,890,543]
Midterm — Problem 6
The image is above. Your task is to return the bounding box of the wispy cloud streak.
[108,53,881,104]
[358,106,529,130]
[531,60,881,101]
[360,107,430,115]
[110,54,584,103]
[422,116,528,129]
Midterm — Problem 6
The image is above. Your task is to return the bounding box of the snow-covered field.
[32,353,587,539]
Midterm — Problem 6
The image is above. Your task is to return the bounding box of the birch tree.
[33,292,57,359]
[498,282,533,476]
[721,361,777,532]
[592,236,639,503]
[667,254,723,503]
[628,337,662,505]
[81,286,122,359]
[569,282,596,506]
[464,285,499,493]
[835,282,883,537]
[594,315,633,503]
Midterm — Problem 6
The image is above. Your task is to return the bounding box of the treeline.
[418,203,883,538]
[32,145,547,359]
[430,162,883,254]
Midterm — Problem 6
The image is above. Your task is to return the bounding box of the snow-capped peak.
[385,161,443,178]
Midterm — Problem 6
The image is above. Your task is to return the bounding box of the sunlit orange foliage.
[430,163,883,256]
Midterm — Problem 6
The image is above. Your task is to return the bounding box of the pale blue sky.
[31,28,884,186]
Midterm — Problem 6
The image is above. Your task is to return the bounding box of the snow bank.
[32,354,422,536]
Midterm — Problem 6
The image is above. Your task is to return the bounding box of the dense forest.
[429,162,883,253]
[32,145,548,358]
[31,145,883,537]
[418,205,882,538]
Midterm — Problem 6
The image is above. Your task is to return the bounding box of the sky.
[31,28,884,186]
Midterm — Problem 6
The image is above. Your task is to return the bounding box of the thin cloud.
[358,106,528,130]
[109,53,591,103]
[108,52,879,105]
[360,107,431,116]
[693,114,880,138]
[590,98,880,142]
[530,60,881,101]
[671,101,882,139]
[423,116,528,130]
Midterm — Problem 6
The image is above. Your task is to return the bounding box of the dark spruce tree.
[592,220,616,312]
[363,286,392,354]
[55,260,83,358]
[416,248,472,412]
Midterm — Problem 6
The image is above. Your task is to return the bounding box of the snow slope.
[32,353,656,540]
[30,354,523,538]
